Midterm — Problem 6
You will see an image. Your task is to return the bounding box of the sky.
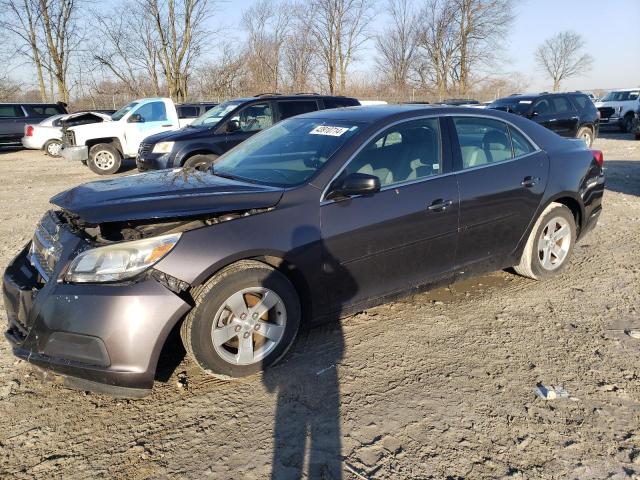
[216,0,640,93]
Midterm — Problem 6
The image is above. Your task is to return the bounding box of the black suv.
[488,92,599,147]
[136,94,360,170]
[0,102,68,143]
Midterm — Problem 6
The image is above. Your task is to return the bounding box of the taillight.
[25,125,34,137]
[591,149,604,168]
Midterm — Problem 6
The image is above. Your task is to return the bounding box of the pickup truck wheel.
[44,139,62,157]
[88,143,122,175]
[180,260,301,379]
[514,202,576,280]
[183,154,218,171]
[622,114,634,133]
[576,127,593,147]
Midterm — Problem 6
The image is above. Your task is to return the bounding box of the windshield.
[111,101,139,121]
[601,91,639,102]
[214,118,362,187]
[190,101,243,127]
[488,98,533,115]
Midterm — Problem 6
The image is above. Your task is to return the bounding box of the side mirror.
[226,119,241,133]
[128,113,144,123]
[327,172,381,200]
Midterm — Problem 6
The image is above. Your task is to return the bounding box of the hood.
[51,169,284,224]
[143,124,216,144]
[61,111,112,128]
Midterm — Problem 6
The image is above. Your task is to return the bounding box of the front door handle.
[521,176,540,188]
[162,124,173,127]
[428,199,454,212]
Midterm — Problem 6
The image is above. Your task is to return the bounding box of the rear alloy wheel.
[180,260,301,379]
[183,154,218,171]
[576,127,593,147]
[44,139,62,157]
[88,143,122,175]
[514,202,576,280]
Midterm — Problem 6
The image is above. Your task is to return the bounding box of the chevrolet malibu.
[3,106,604,397]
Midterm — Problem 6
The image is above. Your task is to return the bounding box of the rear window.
[571,94,594,110]
[24,105,65,116]
[277,100,319,120]
[0,105,25,117]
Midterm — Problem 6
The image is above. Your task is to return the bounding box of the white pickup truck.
[594,88,640,133]
[61,98,204,175]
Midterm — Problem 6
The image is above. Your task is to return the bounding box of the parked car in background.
[0,103,68,144]
[177,102,218,122]
[61,97,209,175]
[2,106,604,397]
[488,92,599,147]
[594,88,640,132]
[633,107,640,140]
[136,94,360,171]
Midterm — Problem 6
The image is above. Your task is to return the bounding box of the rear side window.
[572,94,593,110]
[551,96,574,113]
[453,117,513,169]
[24,105,65,116]
[178,106,199,118]
[277,100,318,120]
[0,105,25,117]
[323,98,359,109]
[509,127,535,157]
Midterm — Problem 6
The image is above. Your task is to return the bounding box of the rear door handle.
[521,176,540,188]
[428,199,454,212]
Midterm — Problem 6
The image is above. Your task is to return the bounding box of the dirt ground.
[0,131,639,480]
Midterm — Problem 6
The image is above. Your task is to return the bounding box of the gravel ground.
[0,132,639,480]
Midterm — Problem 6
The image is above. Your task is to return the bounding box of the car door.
[125,100,177,156]
[0,105,27,140]
[549,96,579,137]
[319,117,459,312]
[449,116,549,275]
[275,100,319,121]
[224,102,275,151]
[530,97,560,133]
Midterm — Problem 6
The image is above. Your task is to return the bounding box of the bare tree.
[194,44,247,100]
[282,3,319,92]
[375,0,418,97]
[310,0,375,94]
[535,31,593,91]
[145,0,214,102]
[0,0,49,100]
[452,0,515,96]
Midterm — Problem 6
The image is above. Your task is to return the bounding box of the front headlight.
[64,233,181,283]
[152,142,174,154]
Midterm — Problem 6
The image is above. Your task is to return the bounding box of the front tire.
[514,202,576,280]
[183,154,218,171]
[44,139,62,157]
[180,260,301,379]
[622,114,634,133]
[88,143,122,175]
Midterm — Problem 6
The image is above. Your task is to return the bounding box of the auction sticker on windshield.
[310,125,350,136]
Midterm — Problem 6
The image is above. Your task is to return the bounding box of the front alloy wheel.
[181,260,301,379]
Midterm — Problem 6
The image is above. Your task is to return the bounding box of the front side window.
[277,100,318,120]
[134,101,167,122]
[214,117,361,186]
[344,118,442,188]
[453,117,513,168]
[532,98,551,115]
[190,101,243,127]
[229,103,274,132]
[111,102,138,121]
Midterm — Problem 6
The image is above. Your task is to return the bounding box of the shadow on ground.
[605,161,640,196]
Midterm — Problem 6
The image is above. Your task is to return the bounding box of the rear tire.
[514,202,576,280]
[44,139,62,157]
[180,260,301,379]
[576,126,593,147]
[88,143,122,175]
[183,154,218,171]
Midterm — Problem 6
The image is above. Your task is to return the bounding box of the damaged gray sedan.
[2,106,604,397]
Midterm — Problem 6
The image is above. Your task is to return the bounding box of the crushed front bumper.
[3,243,191,397]
[61,145,88,162]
